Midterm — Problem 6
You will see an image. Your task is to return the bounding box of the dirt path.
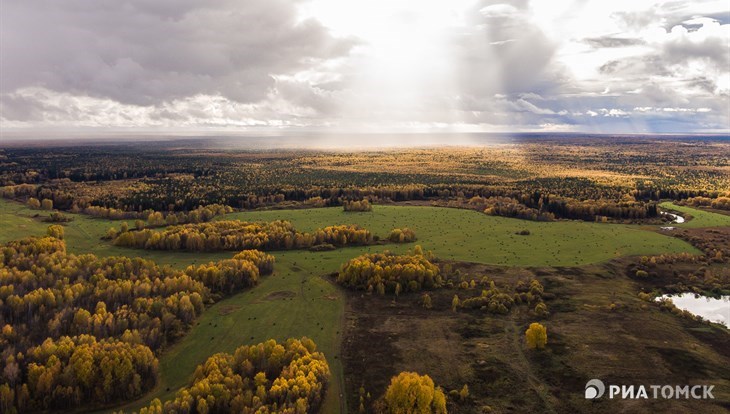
[506,315,559,414]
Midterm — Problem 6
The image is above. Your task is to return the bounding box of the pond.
[660,211,685,224]
[657,293,730,328]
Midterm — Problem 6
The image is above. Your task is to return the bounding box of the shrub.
[46,225,64,239]
[389,228,417,243]
[344,199,372,212]
[635,270,649,278]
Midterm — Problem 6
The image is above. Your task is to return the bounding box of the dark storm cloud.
[0,0,354,106]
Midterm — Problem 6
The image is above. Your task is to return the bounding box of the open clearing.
[0,198,717,413]
[224,205,700,266]
[1,199,701,268]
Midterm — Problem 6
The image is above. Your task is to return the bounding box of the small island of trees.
[388,228,417,243]
[344,199,372,212]
[337,247,442,294]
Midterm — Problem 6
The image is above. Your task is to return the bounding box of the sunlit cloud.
[1,0,728,134]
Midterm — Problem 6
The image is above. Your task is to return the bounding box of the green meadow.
[0,198,715,413]
[224,204,700,266]
[660,201,730,228]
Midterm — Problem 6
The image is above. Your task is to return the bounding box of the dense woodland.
[1,139,727,224]
[139,338,330,414]
[0,236,274,412]
[112,221,374,252]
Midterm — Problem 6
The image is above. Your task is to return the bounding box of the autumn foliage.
[525,323,547,350]
[113,220,373,251]
[344,199,372,212]
[0,236,274,412]
[680,195,730,211]
[383,372,447,414]
[139,337,330,414]
[388,228,417,243]
[337,248,441,294]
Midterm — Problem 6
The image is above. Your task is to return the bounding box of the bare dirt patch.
[217,305,241,316]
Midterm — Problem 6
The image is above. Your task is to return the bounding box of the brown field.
[342,260,730,413]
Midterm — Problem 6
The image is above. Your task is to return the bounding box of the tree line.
[678,195,730,211]
[0,178,692,225]
[465,193,659,222]
[112,220,374,252]
[82,203,232,225]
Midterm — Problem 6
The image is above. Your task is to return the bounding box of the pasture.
[225,205,700,266]
[0,198,710,413]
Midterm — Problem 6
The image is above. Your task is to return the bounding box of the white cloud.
[1,0,728,133]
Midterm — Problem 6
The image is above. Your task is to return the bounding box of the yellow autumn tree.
[47,225,64,239]
[525,322,547,349]
[384,372,447,414]
[27,197,41,209]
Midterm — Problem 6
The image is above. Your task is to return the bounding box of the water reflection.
[657,293,730,327]
[660,211,685,224]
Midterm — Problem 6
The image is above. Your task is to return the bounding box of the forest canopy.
[0,236,274,412]
[139,337,330,414]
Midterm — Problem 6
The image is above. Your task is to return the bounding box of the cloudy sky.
[1,0,729,135]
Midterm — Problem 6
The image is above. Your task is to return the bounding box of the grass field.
[1,199,703,267]
[0,198,712,413]
[660,202,730,228]
[107,250,349,414]
[224,205,701,266]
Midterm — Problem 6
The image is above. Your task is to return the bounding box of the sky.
[1,0,729,136]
